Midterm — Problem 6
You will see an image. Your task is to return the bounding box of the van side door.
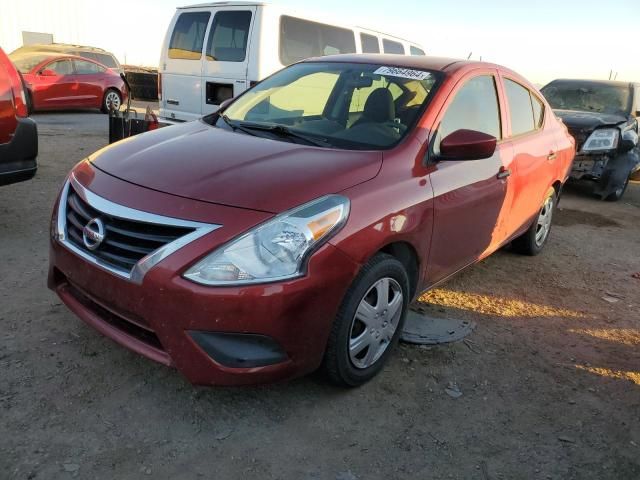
[161,9,212,121]
[201,7,256,115]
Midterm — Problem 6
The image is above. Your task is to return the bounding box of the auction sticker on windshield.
[374,66,431,80]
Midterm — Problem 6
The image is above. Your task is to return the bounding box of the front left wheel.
[102,89,122,113]
[322,253,410,387]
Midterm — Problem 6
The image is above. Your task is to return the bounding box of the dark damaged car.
[541,79,640,201]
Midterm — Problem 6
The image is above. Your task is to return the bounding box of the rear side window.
[360,33,380,53]
[46,59,73,75]
[280,16,356,65]
[74,60,104,74]
[169,12,211,60]
[206,11,252,62]
[382,39,405,54]
[410,46,425,56]
[95,53,118,68]
[437,75,502,146]
[505,79,543,135]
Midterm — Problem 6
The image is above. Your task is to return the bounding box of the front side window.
[169,12,211,60]
[206,11,252,62]
[360,33,380,54]
[280,16,356,65]
[383,39,405,55]
[436,75,501,152]
[219,62,439,150]
[74,60,103,74]
[46,59,73,75]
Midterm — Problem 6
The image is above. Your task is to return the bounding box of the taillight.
[1,50,28,117]
[157,72,162,100]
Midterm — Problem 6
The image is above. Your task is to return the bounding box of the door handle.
[547,151,557,161]
[497,167,511,179]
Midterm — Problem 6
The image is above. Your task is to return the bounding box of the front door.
[201,7,256,115]
[426,72,515,284]
[32,59,76,109]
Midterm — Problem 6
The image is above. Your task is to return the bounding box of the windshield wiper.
[220,115,261,137]
[229,121,332,147]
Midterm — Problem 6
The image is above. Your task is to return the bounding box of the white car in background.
[158,1,426,123]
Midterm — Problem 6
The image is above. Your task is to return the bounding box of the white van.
[158,1,426,122]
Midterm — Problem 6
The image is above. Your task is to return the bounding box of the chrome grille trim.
[55,174,221,284]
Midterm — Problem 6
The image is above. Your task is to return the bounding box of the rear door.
[70,59,105,108]
[201,6,256,114]
[161,9,212,121]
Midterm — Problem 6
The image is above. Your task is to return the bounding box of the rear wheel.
[102,89,122,113]
[512,188,555,256]
[322,253,409,387]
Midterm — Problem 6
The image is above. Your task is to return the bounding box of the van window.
[383,39,405,55]
[95,53,118,69]
[206,11,252,62]
[410,46,425,56]
[169,12,211,60]
[280,16,356,65]
[74,60,104,74]
[504,79,537,135]
[360,33,380,54]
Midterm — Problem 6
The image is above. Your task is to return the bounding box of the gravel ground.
[1,110,639,480]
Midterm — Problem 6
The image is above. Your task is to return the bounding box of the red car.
[0,47,38,186]
[10,53,126,113]
[49,55,574,387]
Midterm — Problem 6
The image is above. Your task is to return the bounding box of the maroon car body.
[48,55,575,386]
[13,53,127,112]
[0,47,38,186]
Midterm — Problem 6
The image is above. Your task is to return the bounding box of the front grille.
[65,185,195,274]
[567,127,589,151]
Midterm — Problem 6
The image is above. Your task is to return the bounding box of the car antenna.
[467,52,472,60]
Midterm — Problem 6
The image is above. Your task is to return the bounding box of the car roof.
[302,53,496,73]
[14,43,111,54]
[545,78,639,88]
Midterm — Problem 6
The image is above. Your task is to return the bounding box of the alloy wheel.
[105,91,121,111]
[348,277,404,369]
[535,195,554,247]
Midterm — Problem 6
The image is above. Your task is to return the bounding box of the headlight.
[183,195,350,286]
[582,128,619,152]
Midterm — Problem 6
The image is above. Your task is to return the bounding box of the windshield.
[9,54,51,73]
[217,62,440,150]
[541,81,631,116]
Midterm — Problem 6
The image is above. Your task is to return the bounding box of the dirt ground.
[1,110,639,480]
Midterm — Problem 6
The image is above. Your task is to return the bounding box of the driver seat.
[352,88,395,127]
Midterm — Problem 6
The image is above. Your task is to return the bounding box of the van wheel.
[102,89,122,113]
[322,253,409,387]
[512,188,555,256]
[605,177,629,202]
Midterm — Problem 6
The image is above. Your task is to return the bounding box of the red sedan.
[10,53,126,113]
[49,55,574,387]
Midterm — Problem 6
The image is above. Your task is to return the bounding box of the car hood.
[90,120,382,213]
[554,109,628,130]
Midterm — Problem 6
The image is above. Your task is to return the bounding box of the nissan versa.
[49,55,574,387]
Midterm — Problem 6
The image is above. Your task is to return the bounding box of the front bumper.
[48,169,360,386]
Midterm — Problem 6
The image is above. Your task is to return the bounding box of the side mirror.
[438,129,497,161]
[620,129,639,152]
[218,97,234,111]
[39,69,57,77]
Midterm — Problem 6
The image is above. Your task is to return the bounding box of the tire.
[512,188,556,256]
[102,89,122,113]
[322,253,410,387]
[605,177,629,202]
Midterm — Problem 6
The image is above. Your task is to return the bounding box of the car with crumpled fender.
[49,54,574,387]
[541,79,640,201]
